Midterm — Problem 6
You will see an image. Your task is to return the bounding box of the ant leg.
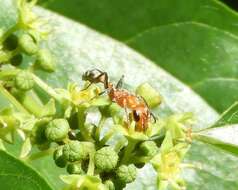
[116,75,124,89]
[89,88,109,101]
[139,95,156,123]
[124,107,130,128]
[94,71,109,89]
[81,82,92,91]
[150,112,157,123]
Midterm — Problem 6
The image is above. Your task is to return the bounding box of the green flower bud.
[67,163,84,174]
[15,71,34,91]
[35,49,56,72]
[31,123,47,145]
[10,54,23,66]
[139,141,159,157]
[45,119,70,142]
[19,33,38,55]
[53,146,67,168]
[136,83,162,108]
[104,180,115,190]
[116,164,137,184]
[94,147,118,172]
[63,140,88,162]
[3,34,18,50]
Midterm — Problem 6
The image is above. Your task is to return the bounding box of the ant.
[82,69,156,131]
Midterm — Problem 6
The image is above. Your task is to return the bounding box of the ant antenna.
[116,75,124,89]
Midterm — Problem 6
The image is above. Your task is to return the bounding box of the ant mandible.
[82,69,156,132]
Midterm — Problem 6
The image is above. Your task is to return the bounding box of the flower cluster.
[0,1,195,190]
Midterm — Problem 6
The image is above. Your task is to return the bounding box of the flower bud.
[94,147,118,172]
[3,34,18,50]
[116,164,137,184]
[35,49,56,72]
[67,163,84,174]
[136,83,162,108]
[139,141,159,157]
[104,180,115,190]
[45,119,70,142]
[19,33,38,55]
[15,71,34,91]
[63,140,88,162]
[10,54,23,66]
[53,146,67,168]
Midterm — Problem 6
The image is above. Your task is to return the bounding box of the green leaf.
[195,124,238,156]
[40,0,238,113]
[0,150,53,190]
[184,141,238,190]
[211,102,238,128]
[193,101,238,156]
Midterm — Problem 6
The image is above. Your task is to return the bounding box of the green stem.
[25,148,54,161]
[114,138,127,153]
[95,116,106,142]
[77,107,93,141]
[120,138,138,164]
[0,139,6,150]
[32,74,64,103]
[0,83,29,114]
[0,69,19,80]
[132,156,151,164]
[87,152,95,176]
[99,128,115,147]
[16,90,44,117]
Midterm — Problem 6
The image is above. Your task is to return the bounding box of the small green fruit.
[63,140,88,162]
[94,146,118,172]
[3,34,18,50]
[45,119,70,142]
[116,164,137,184]
[31,123,47,145]
[139,141,159,157]
[136,83,162,108]
[104,180,115,190]
[35,49,56,72]
[53,146,67,168]
[19,33,38,55]
[15,71,34,91]
[10,54,23,66]
[67,163,84,174]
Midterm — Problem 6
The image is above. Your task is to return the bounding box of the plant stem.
[120,138,138,164]
[95,116,106,142]
[0,69,19,80]
[87,152,95,176]
[25,148,54,161]
[0,83,29,114]
[114,138,127,153]
[16,90,44,117]
[99,127,115,147]
[32,74,64,103]
[77,107,93,141]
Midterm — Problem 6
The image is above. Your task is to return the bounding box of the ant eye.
[133,110,140,122]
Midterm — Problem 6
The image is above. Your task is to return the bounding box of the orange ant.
[82,69,156,131]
